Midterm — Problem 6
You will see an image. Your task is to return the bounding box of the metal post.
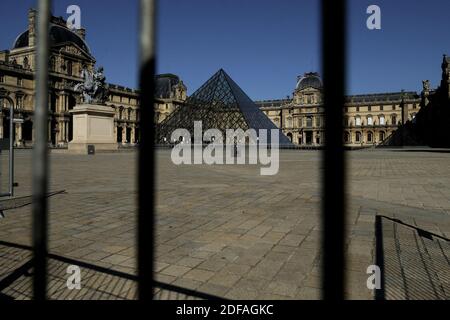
[138,0,156,300]
[32,0,51,300]
[321,0,347,300]
[9,104,13,197]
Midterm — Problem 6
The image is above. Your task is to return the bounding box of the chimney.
[76,28,86,40]
[28,8,37,47]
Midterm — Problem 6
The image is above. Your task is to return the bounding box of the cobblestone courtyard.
[0,149,449,299]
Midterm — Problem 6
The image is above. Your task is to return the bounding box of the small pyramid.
[156,69,292,146]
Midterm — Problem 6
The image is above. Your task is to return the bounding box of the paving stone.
[2,149,450,300]
[159,265,191,277]
[183,269,215,282]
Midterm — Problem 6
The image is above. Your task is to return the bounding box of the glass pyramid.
[155,69,292,146]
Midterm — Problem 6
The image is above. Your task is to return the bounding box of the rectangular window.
[17,77,23,86]
[379,116,385,125]
[355,117,361,126]
[367,116,373,125]
[0,74,4,83]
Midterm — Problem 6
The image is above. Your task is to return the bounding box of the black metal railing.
[321,0,347,300]
[28,0,348,300]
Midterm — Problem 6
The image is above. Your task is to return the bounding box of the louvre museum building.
[0,9,186,148]
[2,9,448,149]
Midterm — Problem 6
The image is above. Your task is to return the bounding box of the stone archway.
[286,132,293,142]
[0,94,15,141]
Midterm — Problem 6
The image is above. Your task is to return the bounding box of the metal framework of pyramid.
[155,69,292,146]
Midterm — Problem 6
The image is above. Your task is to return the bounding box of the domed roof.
[155,74,183,99]
[296,72,322,90]
[13,24,91,54]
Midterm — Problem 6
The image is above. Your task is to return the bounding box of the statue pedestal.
[68,104,117,154]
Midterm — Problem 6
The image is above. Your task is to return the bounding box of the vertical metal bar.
[138,0,156,300]
[32,0,51,300]
[321,0,347,300]
[9,103,13,196]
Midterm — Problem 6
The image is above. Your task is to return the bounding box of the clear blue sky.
[1,0,450,100]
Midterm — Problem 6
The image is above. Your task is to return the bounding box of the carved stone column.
[131,125,135,144]
[122,124,127,144]
[64,120,69,143]
[0,113,3,139]
[58,120,64,144]
[15,122,22,147]
[48,120,52,143]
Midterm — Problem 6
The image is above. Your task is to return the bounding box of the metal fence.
[30,0,347,300]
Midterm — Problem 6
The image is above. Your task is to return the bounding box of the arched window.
[344,116,349,126]
[367,116,373,126]
[344,131,350,143]
[379,115,385,125]
[391,114,397,125]
[355,131,362,143]
[286,132,293,142]
[367,131,373,143]
[379,131,385,142]
[355,116,361,126]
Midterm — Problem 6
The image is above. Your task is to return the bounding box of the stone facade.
[154,73,187,124]
[256,72,421,147]
[0,9,187,147]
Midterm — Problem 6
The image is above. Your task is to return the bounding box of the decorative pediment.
[62,45,82,56]
[55,42,95,62]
